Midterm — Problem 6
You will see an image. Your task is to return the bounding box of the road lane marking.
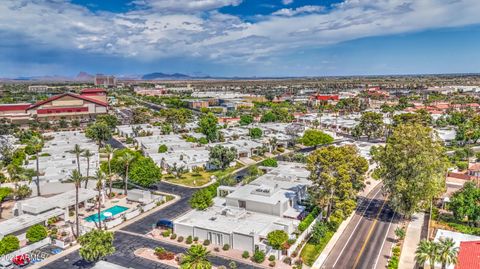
[331,186,383,268]
[352,195,389,269]
[372,212,396,269]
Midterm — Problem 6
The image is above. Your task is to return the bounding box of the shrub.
[186,236,193,244]
[214,247,220,252]
[177,236,184,243]
[158,144,168,153]
[155,247,175,260]
[242,251,250,259]
[283,257,292,265]
[287,238,296,245]
[26,224,48,243]
[193,236,199,242]
[170,233,177,240]
[252,250,266,263]
[0,235,20,255]
[161,230,171,237]
[267,230,289,250]
[222,244,230,251]
[310,222,329,244]
[298,207,320,232]
[203,239,210,246]
[269,255,276,261]
[269,261,276,267]
[228,261,237,269]
[394,227,406,240]
[261,158,278,167]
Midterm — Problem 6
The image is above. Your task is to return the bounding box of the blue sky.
[1,0,480,77]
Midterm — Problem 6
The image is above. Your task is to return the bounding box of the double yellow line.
[352,195,389,269]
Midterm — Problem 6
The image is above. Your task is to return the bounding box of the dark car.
[156,219,173,229]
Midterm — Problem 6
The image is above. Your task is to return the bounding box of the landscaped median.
[163,163,244,187]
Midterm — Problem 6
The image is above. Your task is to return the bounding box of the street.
[321,184,400,269]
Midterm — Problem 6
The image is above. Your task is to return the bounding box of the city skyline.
[2,0,480,77]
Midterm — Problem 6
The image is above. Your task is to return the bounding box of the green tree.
[158,144,168,153]
[437,237,458,269]
[0,187,12,219]
[118,152,135,195]
[371,124,448,218]
[82,149,94,188]
[161,108,192,132]
[300,129,334,147]
[307,145,368,221]
[104,144,115,196]
[249,128,262,139]
[354,111,384,140]
[28,136,43,196]
[260,111,277,123]
[0,235,20,256]
[189,189,214,210]
[239,114,254,126]
[310,222,329,244]
[78,230,115,262]
[393,110,432,127]
[448,182,480,227]
[67,144,84,176]
[181,244,212,269]
[68,169,83,238]
[26,224,48,243]
[85,122,112,148]
[199,113,219,142]
[415,239,437,269]
[96,114,118,129]
[208,145,237,170]
[266,230,288,250]
[128,157,162,187]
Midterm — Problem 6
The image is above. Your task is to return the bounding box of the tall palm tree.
[118,153,134,196]
[93,171,105,230]
[181,244,212,269]
[67,144,84,176]
[68,169,83,238]
[415,239,438,269]
[104,145,115,196]
[437,237,458,269]
[29,136,43,196]
[82,150,94,188]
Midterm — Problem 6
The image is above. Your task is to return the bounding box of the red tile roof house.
[0,89,108,123]
[455,241,480,269]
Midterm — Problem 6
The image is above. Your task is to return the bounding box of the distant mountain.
[141,72,192,80]
[75,71,93,81]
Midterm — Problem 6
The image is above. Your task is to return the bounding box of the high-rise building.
[94,74,116,87]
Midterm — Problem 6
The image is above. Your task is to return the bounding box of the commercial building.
[94,74,116,87]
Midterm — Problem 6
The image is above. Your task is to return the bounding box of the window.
[238,200,246,208]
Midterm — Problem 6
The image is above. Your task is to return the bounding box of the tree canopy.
[26,224,48,243]
[353,111,384,140]
[78,230,115,262]
[198,113,219,142]
[85,121,112,147]
[307,145,368,225]
[448,182,480,227]
[208,145,237,170]
[181,244,212,269]
[249,128,262,139]
[267,230,288,250]
[371,123,448,217]
[239,114,254,125]
[300,129,334,147]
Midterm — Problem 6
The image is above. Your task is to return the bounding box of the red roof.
[80,88,106,94]
[0,104,31,112]
[27,92,107,110]
[456,241,480,269]
[311,95,339,101]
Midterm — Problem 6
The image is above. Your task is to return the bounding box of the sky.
[1,0,480,78]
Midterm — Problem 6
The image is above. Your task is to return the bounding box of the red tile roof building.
[455,241,480,269]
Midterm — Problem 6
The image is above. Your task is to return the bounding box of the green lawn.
[163,163,244,187]
[300,231,334,266]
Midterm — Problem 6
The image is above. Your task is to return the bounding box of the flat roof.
[21,189,97,214]
[0,208,64,237]
[91,261,132,269]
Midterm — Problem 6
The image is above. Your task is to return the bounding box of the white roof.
[0,208,64,238]
[21,189,97,214]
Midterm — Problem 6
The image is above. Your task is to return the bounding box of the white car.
[0,260,13,269]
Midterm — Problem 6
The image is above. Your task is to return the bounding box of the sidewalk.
[398,212,425,269]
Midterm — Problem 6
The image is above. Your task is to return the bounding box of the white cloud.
[272,5,324,16]
[282,0,294,5]
[2,0,480,66]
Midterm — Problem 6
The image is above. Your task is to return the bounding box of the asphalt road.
[321,184,399,269]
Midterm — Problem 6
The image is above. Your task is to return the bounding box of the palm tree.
[68,169,83,238]
[104,145,115,196]
[437,237,458,269]
[181,244,212,269]
[67,144,84,176]
[118,153,134,196]
[29,136,43,196]
[93,171,105,230]
[82,150,94,188]
[415,240,438,269]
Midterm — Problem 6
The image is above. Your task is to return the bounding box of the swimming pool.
[83,205,129,222]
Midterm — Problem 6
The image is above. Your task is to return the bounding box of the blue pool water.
[83,205,129,222]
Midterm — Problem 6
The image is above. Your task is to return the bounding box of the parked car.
[12,254,30,267]
[156,219,173,229]
[0,260,13,269]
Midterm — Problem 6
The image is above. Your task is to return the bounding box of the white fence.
[1,238,51,260]
[125,209,141,220]
[287,213,323,256]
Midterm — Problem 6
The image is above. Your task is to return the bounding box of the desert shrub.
[222,244,230,251]
[242,251,250,259]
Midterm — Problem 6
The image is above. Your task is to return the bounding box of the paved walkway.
[398,212,425,269]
